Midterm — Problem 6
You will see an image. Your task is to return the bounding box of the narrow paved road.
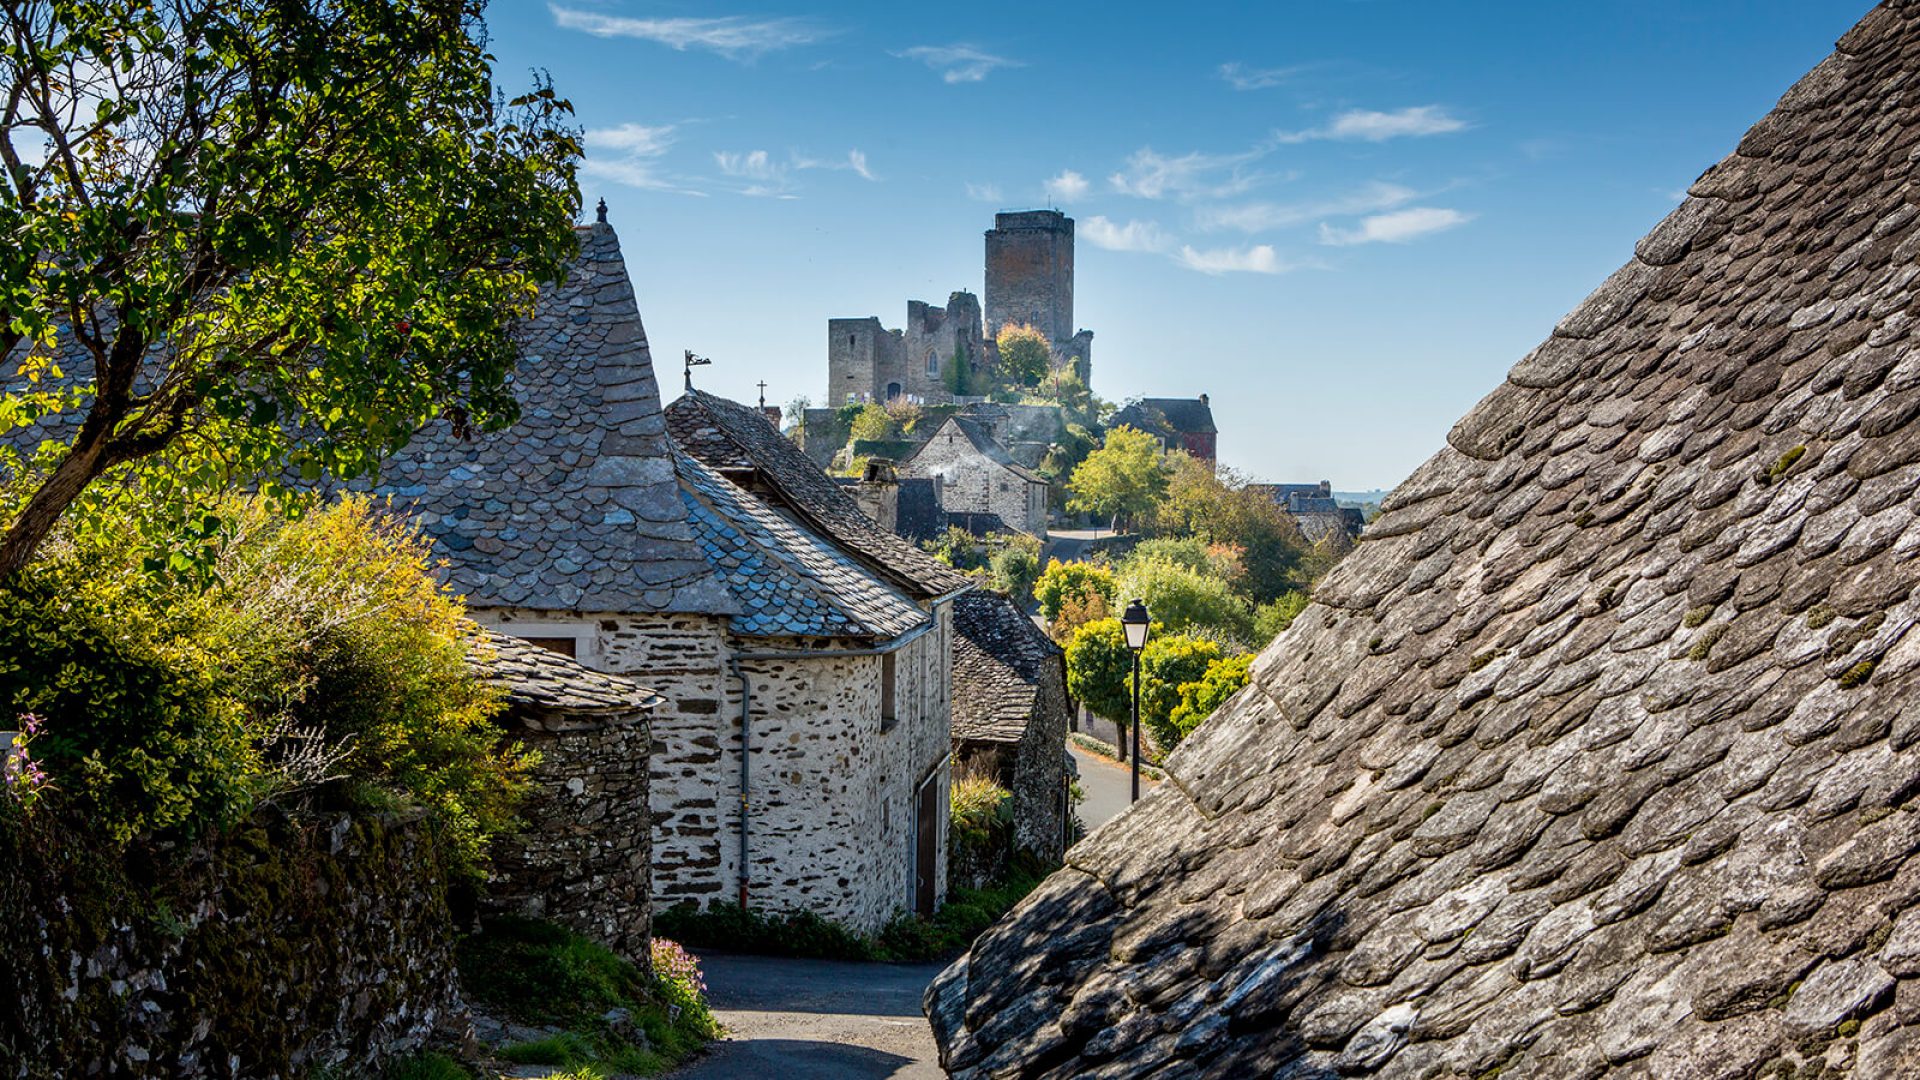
[670,953,947,1079]
[1070,743,1156,832]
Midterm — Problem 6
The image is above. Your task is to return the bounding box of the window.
[926,350,939,376]
[522,637,577,658]
[848,334,856,348]
[881,652,898,730]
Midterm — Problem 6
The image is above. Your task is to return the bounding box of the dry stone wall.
[0,810,460,1079]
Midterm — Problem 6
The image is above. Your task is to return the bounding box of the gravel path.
[669,952,947,1079]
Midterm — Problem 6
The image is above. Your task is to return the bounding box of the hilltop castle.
[827,210,1094,406]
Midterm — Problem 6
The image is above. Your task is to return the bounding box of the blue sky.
[486,0,1868,490]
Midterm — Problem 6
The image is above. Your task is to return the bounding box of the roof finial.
[595,197,608,224]
[757,380,768,409]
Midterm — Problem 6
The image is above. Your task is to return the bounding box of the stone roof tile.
[952,591,1063,744]
[928,6,1920,1076]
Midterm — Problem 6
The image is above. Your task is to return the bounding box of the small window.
[848,334,856,348]
[926,350,939,376]
[881,653,899,730]
[522,636,577,657]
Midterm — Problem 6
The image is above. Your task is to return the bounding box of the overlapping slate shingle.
[374,223,733,615]
[928,5,1920,1076]
[666,389,974,599]
[472,629,661,719]
[676,449,926,641]
[953,591,1063,745]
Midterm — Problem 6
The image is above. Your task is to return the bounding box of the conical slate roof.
[374,222,731,614]
[929,6,1920,1077]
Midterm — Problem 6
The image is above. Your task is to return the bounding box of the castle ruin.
[826,210,1093,405]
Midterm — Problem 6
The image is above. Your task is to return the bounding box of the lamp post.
[1121,598,1151,803]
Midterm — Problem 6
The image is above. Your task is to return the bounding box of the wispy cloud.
[582,123,705,196]
[965,182,1003,203]
[549,5,828,60]
[847,150,875,181]
[793,148,879,181]
[1044,169,1089,202]
[1108,146,1270,201]
[1175,244,1291,275]
[1080,216,1173,253]
[716,147,877,197]
[1318,206,1471,245]
[897,44,1020,84]
[1195,181,1418,233]
[1275,105,1468,144]
[1218,61,1305,91]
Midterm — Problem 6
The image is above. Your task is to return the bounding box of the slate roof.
[370,223,732,615]
[952,591,1065,745]
[666,390,974,600]
[677,449,927,642]
[473,629,662,720]
[896,478,946,543]
[1112,396,1217,436]
[927,7,1920,1077]
[910,415,1048,485]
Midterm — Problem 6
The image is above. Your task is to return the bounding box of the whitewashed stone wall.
[905,423,1046,534]
[479,604,954,935]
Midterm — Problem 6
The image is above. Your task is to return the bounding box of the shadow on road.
[673,1037,924,1080]
[695,952,945,1018]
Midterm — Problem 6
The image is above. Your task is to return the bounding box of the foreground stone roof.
[667,389,975,599]
[373,223,732,615]
[473,629,662,725]
[929,6,1920,1077]
[953,591,1064,745]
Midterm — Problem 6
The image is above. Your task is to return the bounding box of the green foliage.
[655,902,878,962]
[1034,559,1117,623]
[1255,592,1311,643]
[1116,553,1254,647]
[949,773,1013,854]
[988,537,1042,600]
[1065,619,1136,724]
[0,0,582,573]
[383,1052,473,1080]
[995,323,1052,388]
[874,868,1045,961]
[924,526,990,573]
[848,403,898,442]
[1150,453,1310,602]
[944,346,973,397]
[1168,654,1254,740]
[1068,426,1170,530]
[455,917,716,1075]
[1139,635,1223,748]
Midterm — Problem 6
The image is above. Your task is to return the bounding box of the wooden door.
[915,775,939,915]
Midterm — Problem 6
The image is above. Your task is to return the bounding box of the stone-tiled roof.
[1112,396,1217,436]
[928,8,1920,1077]
[677,449,927,642]
[952,591,1064,744]
[473,629,662,720]
[666,390,975,600]
[371,223,732,615]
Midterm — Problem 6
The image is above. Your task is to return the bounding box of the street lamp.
[1121,598,1151,802]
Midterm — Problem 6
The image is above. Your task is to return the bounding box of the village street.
[1070,742,1153,831]
[670,953,948,1079]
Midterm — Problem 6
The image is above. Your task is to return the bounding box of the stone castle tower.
[826,211,1092,405]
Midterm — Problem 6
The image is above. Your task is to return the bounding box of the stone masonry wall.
[483,710,653,961]
[0,811,461,1079]
[1011,657,1070,864]
[906,422,1046,534]
[985,211,1074,345]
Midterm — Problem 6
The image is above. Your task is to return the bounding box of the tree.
[943,345,972,397]
[1034,558,1116,623]
[849,403,897,442]
[995,323,1050,388]
[1064,618,1133,725]
[1117,554,1254,647]
[1067,425,1169,531]
[0,0,581,575]
[1254,591,1310,643]
[988,536,1041,600]
[1167,653,1253,741]
[783,396,811,439]
[1149,452,1311,602]
[1139,634,1221,749]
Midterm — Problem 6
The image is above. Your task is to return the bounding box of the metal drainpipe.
[720,588,966,913]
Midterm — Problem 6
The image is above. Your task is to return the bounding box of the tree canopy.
[0,0,582,574]
[994,323,1050,388]
[1067,425,1168,531]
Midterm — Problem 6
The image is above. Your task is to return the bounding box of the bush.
[924,526,990,573]
[1116,554,1254,647]
[848,403,898,442]
[1064,619,1134,725]
[1255,591,1311,644]
[1168,654,1255,740]
[988,540,1040,601]
[1139,635,1223,749]
[1034,559,1115,623]
[654,901,877,962]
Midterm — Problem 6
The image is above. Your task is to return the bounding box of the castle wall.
[827,317,905,405]
[478,606,952,935]
[905,292,988,402]
[985,211,1075,346]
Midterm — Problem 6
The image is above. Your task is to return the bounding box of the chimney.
[1199,393,1209,406]
[854,458,900,533]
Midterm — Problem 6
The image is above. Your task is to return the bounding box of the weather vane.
[684,349,711,391]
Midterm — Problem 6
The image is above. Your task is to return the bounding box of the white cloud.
[582,123,705,195]
[1108,146,1266,201]
[897,44,1020,84]
[1175,244,1290,275]
[791,149,880,181]
[1044,169,1089,202]
[966,182,1003,203]
[715,149,796,197]
[848,150,875,181]
[1274,105,1468,144]
[1195,181,1418,233]
[1318,207,1471,246]
[1218,62,1303,91]
[550,5,827,60]
[1080,216,1173,254]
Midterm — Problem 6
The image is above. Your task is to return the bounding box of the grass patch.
[1687,625,1727,662]
[1067,731,1166,779]
[383,1052,472,1080]
[455,917,717,1076]
[1682,604,1715,629]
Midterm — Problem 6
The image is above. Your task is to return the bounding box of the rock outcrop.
[928,4,1920,1076]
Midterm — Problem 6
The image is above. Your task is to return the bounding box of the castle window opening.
[886,381,902,400]
[926,351,938,376]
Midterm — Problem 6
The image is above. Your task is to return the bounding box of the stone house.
[1247,479,1366,548]
[950,591,1071,866]
[375,218,971,934]
[1110,394,1217,461]
[931,7,1920,1075]
[473,630,661,958]
[902,413,1049,536]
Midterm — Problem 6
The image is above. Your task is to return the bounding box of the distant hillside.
[1332,489,1387,507]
